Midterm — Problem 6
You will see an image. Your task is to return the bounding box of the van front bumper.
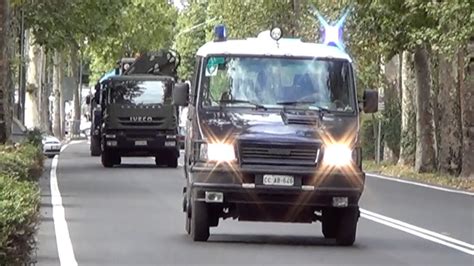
[189,163,365,207]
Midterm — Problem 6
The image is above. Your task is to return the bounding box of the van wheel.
[101,150,114,168]
[191,201,210,241]
[335,207,359,246]
[321,208,338,239]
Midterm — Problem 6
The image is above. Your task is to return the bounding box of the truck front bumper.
[104,134,179,156]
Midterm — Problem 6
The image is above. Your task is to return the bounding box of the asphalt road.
[36,141,474,266]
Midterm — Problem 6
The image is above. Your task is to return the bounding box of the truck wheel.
[321,209,338,239]
[90,137,101,156]
[335,207,359,246]
[167,157,178,168]
[114,156,122,166]
[155,156,163,166]
[191,201,210,242]
[101,151,114,168]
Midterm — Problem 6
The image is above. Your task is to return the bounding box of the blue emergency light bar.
[214,24,227,42]
[311,6,350,51]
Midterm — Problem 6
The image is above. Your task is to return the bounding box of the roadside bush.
[0,139,44,264]
[0,144,44,182]
[0,175,40,265]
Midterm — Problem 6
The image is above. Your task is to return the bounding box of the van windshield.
[200,56,356,112]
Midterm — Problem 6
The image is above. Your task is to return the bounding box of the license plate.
[135,140,147,146]
[263,175,294,186]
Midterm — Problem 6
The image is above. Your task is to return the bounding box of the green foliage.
[87,0,177,82]
[174,2,209,80]
[25,128,43,147]
[360,116,376,160]
[0,144,44,182]
[0,143,42,264]
[0,175,40,265]
[381,92,401,158]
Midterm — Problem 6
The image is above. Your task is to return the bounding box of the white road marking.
[51,144,78,266]
[361,209,474,255]
[367,173,474,196]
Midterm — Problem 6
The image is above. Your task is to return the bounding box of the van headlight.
[323,144,353,167]
[200,143,236,162]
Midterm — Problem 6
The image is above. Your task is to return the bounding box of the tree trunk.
[459,42,474,179]
[437,52,462,175]
[413,45,437,173]
[24,30,42,130]
[0,0,9,143]
[382,55,401,163]
[59,54,65,139]
[398,51,416,166]
[69,49,81,137]
[52,51,62,138]
[39,48,51,133]
[291,0,301,37]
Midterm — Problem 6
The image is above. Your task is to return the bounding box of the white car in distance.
[42,136,62,158]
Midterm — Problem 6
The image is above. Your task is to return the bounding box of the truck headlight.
[323,144,352,167]
[200,143,236,162]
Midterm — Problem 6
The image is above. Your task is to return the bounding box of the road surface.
[36,141,474,265]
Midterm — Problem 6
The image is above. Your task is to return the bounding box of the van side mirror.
[85,95,91,105]
[173,83,189,106]
[363,90,378,113]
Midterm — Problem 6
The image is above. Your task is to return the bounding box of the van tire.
[335,207,359,246]
[191,201,210,242]
[321,208,338,239]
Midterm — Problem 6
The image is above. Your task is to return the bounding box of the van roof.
[197,32,352,62]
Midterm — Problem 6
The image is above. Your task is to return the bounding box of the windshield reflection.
[201,57,355,111]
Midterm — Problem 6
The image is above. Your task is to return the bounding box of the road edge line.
[360,209,474,256]
[51,146,78,266]
[367,173,474,196]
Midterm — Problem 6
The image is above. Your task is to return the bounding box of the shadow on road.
[206,233,352,247]
[115,164,176,169]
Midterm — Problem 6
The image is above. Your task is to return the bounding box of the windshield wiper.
[220,99,267,110]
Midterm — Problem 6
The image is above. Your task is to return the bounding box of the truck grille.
[239,141,320,166]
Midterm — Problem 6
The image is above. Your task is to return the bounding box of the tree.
[437,52,462,175]
[87,0,177,82]
[413,45,436,172]
[398,51,416,166]
[24,30,43,130]
[460,41,474,179]
[174,1,209,80]
[0,0,9,143]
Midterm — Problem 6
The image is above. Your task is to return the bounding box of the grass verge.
[363,160,474,192]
